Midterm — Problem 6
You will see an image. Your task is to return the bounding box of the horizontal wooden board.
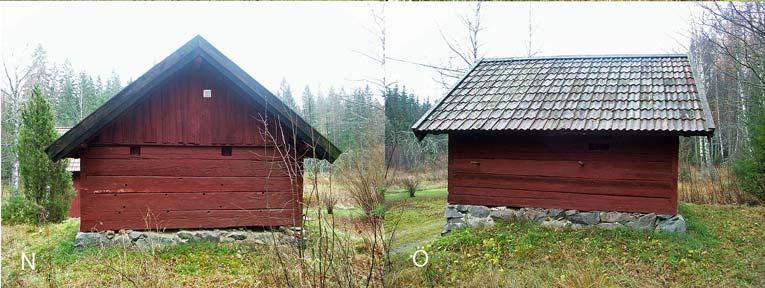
[449,192,676,215]
[451,151,672,162]
[451,158,674,181]
[84,146,291,161]
[84,158,293,177]
[80,208,300,231]
[82,176,296,193]
[450,173,673,198]
[451,134,677,155]
[447,134,679,214]
[81,192,295,212]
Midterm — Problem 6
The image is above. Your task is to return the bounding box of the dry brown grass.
[388,169,447,192]
[679,164,755,205]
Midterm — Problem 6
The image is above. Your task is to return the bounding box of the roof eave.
[411,58,485,140]
[421,129,716,137]
[46,37,203,161]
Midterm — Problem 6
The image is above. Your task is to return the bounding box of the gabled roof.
[412,54,716,139]
[47,35,341,163]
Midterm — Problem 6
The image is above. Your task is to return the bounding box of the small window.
[588,143,609,151]
[221,146,232,156]
[130,146,141,156]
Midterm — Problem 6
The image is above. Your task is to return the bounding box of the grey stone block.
[465,215,494,228]
[567,212,600,225]
[626,213,657,231]
[74,232,108,248]
[444,206,464,219]
[547,209,565,219]
[656,215,686,233]
[111,234,133,247]
[227,231,248,241]
[519,208,548,222]
[541,219,570,229]
[489,209,515,222]
[466,205,490,218]
[600,212,637,223]
[448,217,465,225]
[596,222,623,230]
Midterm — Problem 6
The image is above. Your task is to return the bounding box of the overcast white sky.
[1,2,701,104]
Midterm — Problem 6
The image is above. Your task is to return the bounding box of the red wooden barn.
[56,127,82,218]
[47,36,341,232]
[413,55,715,215]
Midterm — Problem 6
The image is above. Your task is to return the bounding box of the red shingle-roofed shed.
[413,55,715,215]
[47,36,341,232]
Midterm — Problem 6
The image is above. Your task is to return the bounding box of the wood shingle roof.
[412,54,715,139]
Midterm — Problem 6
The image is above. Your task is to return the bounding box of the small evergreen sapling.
[16,85,74,224]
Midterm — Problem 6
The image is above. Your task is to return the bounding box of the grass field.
[1,203,377,287]
[385,187,765,287]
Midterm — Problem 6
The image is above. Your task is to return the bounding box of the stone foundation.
[74,227,303,249]
[443,204,686,235]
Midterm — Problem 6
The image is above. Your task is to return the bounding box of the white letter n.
[21,251,35,270]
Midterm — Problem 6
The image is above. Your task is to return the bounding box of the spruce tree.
[56,60,78,126]
[301,86,316,125]
[17,85,74,224]
[278,77,297,111]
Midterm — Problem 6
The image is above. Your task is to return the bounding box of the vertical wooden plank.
[142,101,149,143]
[177,69,187,144]
[199,67,212,145]
[188,60,200,144]
[447,134,454,203]
[211,76,222,144]
[156,83,166,144]
[243,94,256,145]
[235,91,247,145]
[226,86,236,144]
[670,136,679,214]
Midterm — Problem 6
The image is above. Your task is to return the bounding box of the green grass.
[385,187,448,254]
[1,208,376,287]
[386,187,765,287]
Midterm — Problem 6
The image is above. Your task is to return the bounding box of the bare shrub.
[252,111,385,287]
[322,192,338,215]
[338,146,385,219]
[679,164,756,205]
[400,176,420,198]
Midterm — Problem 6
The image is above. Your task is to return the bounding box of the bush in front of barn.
[733,101,765,204]
[9,85,74,224]
[1,186,42,225]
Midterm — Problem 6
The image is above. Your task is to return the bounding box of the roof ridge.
[484,54,688,62]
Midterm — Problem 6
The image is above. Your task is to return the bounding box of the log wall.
[77,59,303,232]
[448,134,679,214]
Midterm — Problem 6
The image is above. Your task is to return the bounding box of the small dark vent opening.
[130,146,141,156]
[588,143,610,151]
[222,146,233,156]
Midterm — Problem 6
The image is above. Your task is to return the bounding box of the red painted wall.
[68,173,81,218]
[91,60,282,146]
[448,134,679,215]
[78,59,303,232]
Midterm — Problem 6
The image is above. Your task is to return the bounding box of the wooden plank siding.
[448,134,679,214]
[90,61,286,147]
[68,173,81,218]
[79,146,302,231]
[76,60,304,232]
